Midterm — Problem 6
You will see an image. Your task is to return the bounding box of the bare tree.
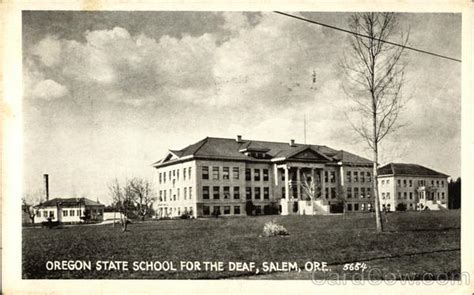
[340,13,409,232]
[109,179,134,232]
[22,192,44,224]
[300,173,321,201]
[128,178,156,221]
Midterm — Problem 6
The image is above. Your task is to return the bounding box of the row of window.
[346,187,372,199]
[286,171,337,183]
[203,186,270,200]
[346,171,372,183]
[160,206,194,216]
[381,178,445,188]
[346,202,371,211]
[159,186,193,202]
[380,191,446,200]
[202,166,270,182]
[203,205,241,215]
[158,167,192,184]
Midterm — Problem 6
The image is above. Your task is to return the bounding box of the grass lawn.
[22,210,460,279]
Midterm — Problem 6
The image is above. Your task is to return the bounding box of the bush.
[262,220,289,237]
[396,203,407,211]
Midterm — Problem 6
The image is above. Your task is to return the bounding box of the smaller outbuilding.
[35,197,105,224]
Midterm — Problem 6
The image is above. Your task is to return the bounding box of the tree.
[22,192,43,224]
[340,13,409,232]
[300,173,321,200]
[127,178,156,221]
[109,179,135,232]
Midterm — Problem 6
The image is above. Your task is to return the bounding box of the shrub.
[262,220,289,237]
[396,203,407,211]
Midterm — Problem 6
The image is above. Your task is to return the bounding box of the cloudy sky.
[22,11,461,203]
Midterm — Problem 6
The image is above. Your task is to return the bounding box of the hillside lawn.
[22,210,460,279]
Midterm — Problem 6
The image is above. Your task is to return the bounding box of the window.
[404,192,407,199]
[223,167,230,180]
[169,171,171,180]
[397,179,401,186]
[203,186,209,199]
[224,206,231,215]
[255,205,262,215]
[331,187,336,199]
[263,169,269,181]
[163,172,166,183]
[50,211,55,218]
[346,171,351,182]
[330,171,336,183]
[347,203,352,211]
[436,180,439,187]
[431,180,434,186]
[63,210,68,217]
[177,169,179,180]
[183,168,186,180]
[367,172,371,182]
[223,186,230,199]
[347,187,352,198]
[264,187,269,199]
[164,190,167,201]
[361,172,365,182]
[403,179,407,187]
[203,206,210,215]
[409,180,412,187]
[246,187,252,200]
[255,187,261,199]
[382,180,385,185]
[354,203,359,211]
[361,187,366,198]
[324,171,328,182]
[281,187,286,199]
[177,188,180,200]
[441,180,444,188]
[361,203,365,211]
[213,186,220,199]
[281,171,286,181]
[409,192,413,200]
[382,192,386,200]
[202,166,209,180]
[212,167,219,180]
[442,192,445,199]
[398,192,402,199]
[233,167,239,180]
[169,189,172,200]
[77,209,81,216]
[234,206,241,215]
[184,187,187,200]
[354,171,359,182]
[245,168,251,181]
[325,187,329,199]
[366,188,371,198]
[254,169,261,181]
[159,172,162,184]
[233,187,240,199]
[70,210,75,216]
[189,187,192,199]
[354,187,359,199]
[188,167,191,180]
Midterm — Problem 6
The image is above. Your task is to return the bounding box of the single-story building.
[35,197,105,224]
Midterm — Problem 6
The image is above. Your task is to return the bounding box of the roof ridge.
[190,137,209,156]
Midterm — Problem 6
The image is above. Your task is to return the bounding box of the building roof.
[378,163,449,177]
[37,197,104,208]
[154,136,373,167]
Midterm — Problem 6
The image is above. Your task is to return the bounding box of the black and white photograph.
[2,1,472,293]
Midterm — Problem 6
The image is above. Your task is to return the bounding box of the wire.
[274,11,461,63]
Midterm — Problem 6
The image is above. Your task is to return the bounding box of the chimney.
[236,135,242,143]
[289,139,296,147]
[43,174,49,201]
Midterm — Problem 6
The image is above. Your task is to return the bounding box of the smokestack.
[43,174,49,201]
[236,135,242,143]
[289,139,296,147]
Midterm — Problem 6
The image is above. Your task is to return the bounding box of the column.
[320,169,325,199]
[274,164,279,186]
[311,168,316,198]
[296,168,301,200]
[284,166,289,200]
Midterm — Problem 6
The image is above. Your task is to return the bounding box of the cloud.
[31,79,68,100]
[32,35,62,67]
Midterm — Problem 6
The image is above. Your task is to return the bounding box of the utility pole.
[304,114,307,144]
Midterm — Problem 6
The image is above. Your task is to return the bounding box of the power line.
[274,11,461,63]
